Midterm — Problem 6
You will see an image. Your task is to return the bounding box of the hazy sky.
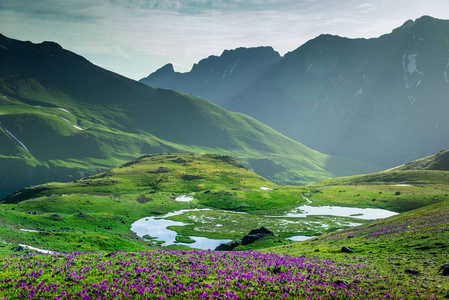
[2,0,449,80]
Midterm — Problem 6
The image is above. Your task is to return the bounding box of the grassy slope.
[0,154,313,253]
[389,149,449,171]
[306,169,449,213]
[0,187,448,299]
[267,199,449,298]
[0,34,380,198]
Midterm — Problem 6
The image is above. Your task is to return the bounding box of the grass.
[0,153,315,253]
[0,154,448,298]
[264,199,449,298]
[1,154,448,254]
[308,170,449,212]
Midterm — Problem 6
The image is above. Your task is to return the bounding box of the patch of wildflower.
[0,249,440,299]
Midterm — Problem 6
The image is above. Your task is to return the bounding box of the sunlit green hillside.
[0,33,379,198]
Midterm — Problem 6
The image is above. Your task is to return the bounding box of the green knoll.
[0,154,311,253]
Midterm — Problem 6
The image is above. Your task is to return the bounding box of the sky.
[1,0,449,80]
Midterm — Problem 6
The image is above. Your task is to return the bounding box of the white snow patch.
[1,125,31,153]
[61,117,83,130]
[405,54,418,73]
[175,195,194,202]
[444,60,449,83]
[305,64,312,75]
[354,89,363,97]
[405,81,414,89]
[18,244,55,254]
[229,58,239,75]
[260,187,273,191]
[0,44,7,50]
[20,229,39,233]
[57,107,71,114]
[301,195,312,204]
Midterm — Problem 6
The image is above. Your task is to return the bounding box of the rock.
[439,263,449,276]
[341,246,354,253]
[215,241,240,251]
[216,227,278,249]
[405,268,420,275]
[248,227,275,236]
[174,158,188,163]
[242,234,261,245]
[395,191,401,195]
[334,279,349,285]
[241,227,276,245]
[156,167,171,173]
[182,174,204,181]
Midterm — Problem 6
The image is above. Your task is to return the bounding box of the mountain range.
[141,15,449,168]
[0,34,376,198]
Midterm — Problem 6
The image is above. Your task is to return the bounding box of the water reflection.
[131,203,397,250]
[131,209,231,249]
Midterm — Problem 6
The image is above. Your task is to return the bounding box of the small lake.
[281,205,397,220]
[131,209,232,249]
[131,202,398,250]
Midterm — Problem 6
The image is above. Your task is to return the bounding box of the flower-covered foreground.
[0,248,445,300]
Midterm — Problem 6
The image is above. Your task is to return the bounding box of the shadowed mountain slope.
[0,34,378,197]
[142,16,449,168]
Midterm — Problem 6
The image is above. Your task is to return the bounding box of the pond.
[280,205,397,220]
[131,209,232,249]
[131,202,398,250]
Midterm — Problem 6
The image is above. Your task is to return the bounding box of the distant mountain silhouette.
[142,16,449,168]
[141,47,281,107]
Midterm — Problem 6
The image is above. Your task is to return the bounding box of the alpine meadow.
[1,4,449,299]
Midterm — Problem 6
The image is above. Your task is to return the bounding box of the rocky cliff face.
[141,46,281,107]
[142,16,449,168]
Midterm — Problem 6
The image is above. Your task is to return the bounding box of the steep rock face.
[141,47,281,107]
[142,16,449,168]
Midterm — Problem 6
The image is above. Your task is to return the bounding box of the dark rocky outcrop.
[341,246,354,253]
[215,241,240,251]
[439,263,449,276]
[215,227,278,250]
[182,174,204,181]
[242,227,277,245]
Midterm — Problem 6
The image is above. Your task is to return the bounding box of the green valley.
[0,33,379,199]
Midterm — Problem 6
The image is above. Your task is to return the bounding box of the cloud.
[1,0,449,80]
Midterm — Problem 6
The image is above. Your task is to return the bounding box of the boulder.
[440,263,449,276]
[341,246,354,253]
[241,227,277,245]
[215,241,240,251]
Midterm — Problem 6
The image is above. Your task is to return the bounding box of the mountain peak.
[156,63,175,74]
